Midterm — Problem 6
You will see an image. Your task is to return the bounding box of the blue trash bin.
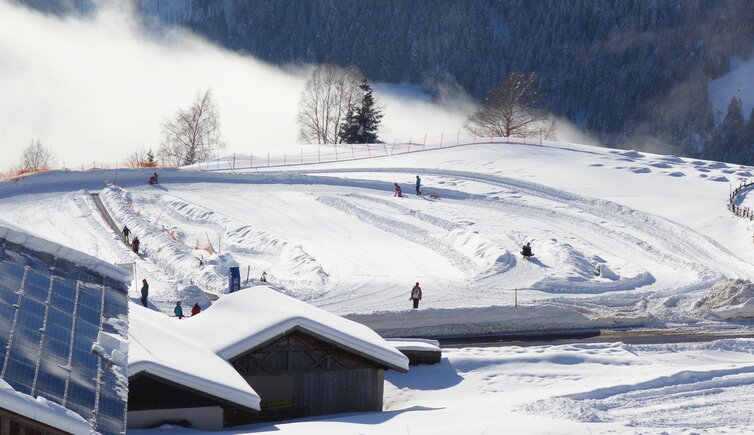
[229,266,241,292]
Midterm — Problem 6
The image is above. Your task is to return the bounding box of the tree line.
[13,67,556,173]
[136,0,754,163]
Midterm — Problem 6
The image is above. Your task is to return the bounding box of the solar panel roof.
[0,237,129,435]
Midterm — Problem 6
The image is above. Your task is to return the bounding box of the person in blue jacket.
[174,301,184,319]
[415,175,422,195]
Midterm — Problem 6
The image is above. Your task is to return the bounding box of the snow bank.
[157,195,328,289]
[0,219,131,285]
[177,286,409,372]
[694,279,754,319]
[100,185,230,294]
[128,303,261,411]
[0,380,91,435]
[529,240,654,294]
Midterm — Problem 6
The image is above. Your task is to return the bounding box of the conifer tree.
[146,149,157,166]
[720,97,746,163]
[339,79,383,144]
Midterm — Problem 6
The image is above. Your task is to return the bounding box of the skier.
[174,301,184,319]
[409,282,422,309]
[191,302,201,316]
[521,242,533,259]
[131,236,140,255]
[148,172,159,185]
[394,183,403,197]
[122,225,131,245]
[415,175,422,196]
[260,271,267,283]
[140,279,149,307]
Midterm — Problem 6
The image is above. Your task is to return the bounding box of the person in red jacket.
[410,282,422,309]
[191,302,201,316]
[394,183,403,197]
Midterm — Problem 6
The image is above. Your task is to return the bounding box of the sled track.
[296,167,752,283]
[316,195,479,274]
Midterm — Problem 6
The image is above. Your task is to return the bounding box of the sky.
[0,1,476,169]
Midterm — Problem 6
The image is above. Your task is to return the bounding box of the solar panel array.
[0,238,129,435]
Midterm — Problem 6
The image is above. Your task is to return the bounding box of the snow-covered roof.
[386,338,441,353]
[178,286,409,372]
[0,219,132,286]
[128,303,261,411]
[0,380,91,435]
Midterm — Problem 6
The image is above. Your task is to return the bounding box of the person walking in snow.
[174,301,184,319]
[410,282,422,309]
[260,271,267,283]
[394,183,403,197]
[140,279,149,307]
[131,236,140,254]
[191,302,201,316]
[415,175,422,196]
[122,225,131,245]
[148,172,159,185]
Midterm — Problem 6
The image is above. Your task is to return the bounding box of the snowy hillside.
[1,140,753,337]
[4,139,754,433]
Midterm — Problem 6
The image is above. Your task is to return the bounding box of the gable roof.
[128,304,261,412]
[177,286,409,372]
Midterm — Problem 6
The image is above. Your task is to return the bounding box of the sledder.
[521,242,533,259]
[148,172,159,185]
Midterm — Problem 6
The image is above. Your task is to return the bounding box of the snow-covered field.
[3,140,754,433]
[126,339,754,434]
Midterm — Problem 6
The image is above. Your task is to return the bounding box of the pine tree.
[746,108,754,164]
[338,106,359,144]
[339,79,383,144]
[146,149,157,166]
[720,97,746,163]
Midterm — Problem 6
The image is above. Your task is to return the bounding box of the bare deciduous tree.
[466,72,553,138]
[124,147,158,168]
[297,65,365,144]
[159,89,225,166]
[20,139,57,172]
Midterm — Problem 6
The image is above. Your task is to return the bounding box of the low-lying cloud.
[0,1,474,168]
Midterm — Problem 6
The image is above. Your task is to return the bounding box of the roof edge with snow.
[0,380,91,435]
[128,364,260,412]
[0,222,132,287]
[223,322,409,373]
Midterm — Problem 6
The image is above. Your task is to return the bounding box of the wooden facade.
[226,328,386,425]
[0,407,70,435]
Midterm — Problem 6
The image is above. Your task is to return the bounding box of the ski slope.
[0,141,753,334]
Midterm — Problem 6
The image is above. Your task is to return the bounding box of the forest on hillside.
[16,0,754,163]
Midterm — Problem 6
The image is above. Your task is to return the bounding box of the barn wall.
[226,329,386,425]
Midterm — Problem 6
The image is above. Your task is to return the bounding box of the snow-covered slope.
[1,141,753,335]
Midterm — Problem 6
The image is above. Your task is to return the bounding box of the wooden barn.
[177,286,409,425]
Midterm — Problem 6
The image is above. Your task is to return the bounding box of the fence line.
[728,179,754,223]
[1,132,563,181]
[194,132,555,172]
